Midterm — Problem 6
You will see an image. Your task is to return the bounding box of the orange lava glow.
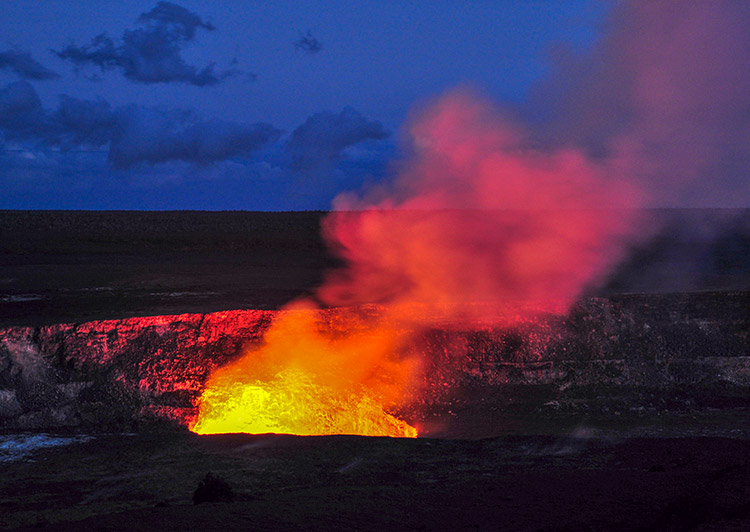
[191,90,642,438]
[190,305,419,437]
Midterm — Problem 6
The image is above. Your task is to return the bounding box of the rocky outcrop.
[410,293,750,419]
[0,310,274,431]
[0,292,748,432]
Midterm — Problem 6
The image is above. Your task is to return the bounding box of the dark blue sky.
[1,1,748,210]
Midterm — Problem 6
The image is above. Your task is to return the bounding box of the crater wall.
[0,292,747,433]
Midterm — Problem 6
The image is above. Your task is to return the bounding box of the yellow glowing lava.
[190,307,418,438]
[191,369,417,437]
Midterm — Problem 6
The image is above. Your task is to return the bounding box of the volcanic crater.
[1,210,749,530]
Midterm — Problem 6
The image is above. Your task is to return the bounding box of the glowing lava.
[191,91,641,439]
[190,306,419,437]
[191,369,417,437]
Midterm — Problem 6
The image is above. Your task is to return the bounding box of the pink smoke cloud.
[319,91,642,326]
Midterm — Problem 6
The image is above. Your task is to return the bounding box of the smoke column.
[319,90,642,327]
[192,91,643,436]
[532,0,750,207]
[193,1,750,435]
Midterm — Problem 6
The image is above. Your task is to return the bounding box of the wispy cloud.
[0,49,59,80]
[0,80,389,182]
[285,107,389,172]
[108,106,280,168]
[0,81,279,167]
[294,31,323,54]
[53,1,240,86]
[529,0,750,206]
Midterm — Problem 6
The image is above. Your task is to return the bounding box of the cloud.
[0,81,48,142]
[0,49,59,80]
[49,96,116,149]
[530,0,750,206]
[137,1,215,38]
[109,106,280,168]
[286,107,389,172]
[0,80,279,167]
[0,81,119,150]
[294,31,323,54]
[0,80,392,208]
[53,1,238,86]
[0,82,387,177]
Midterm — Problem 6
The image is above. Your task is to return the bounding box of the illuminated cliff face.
[1,292,748,434]
[0,310,275,431]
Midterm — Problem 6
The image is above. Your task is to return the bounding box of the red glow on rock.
[192,91,642,437]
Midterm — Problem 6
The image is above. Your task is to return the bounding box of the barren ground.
[3,422,750,531]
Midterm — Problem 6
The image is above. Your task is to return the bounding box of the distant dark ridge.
[0,210,330,254]
[0,211,337,326]
[0,209,748,327]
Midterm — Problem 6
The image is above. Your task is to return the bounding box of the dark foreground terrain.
[3,427,750,531]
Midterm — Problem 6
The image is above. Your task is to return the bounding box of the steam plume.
[319,91,641,326]
[191,91,644,435]
[532,0,750,206]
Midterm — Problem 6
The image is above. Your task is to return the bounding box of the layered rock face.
[1,292,748,433]
[0,311,273,431]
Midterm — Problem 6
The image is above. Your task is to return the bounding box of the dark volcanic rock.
[0,292,748,432]
[0,310,274,431]
[193,472,235,504]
